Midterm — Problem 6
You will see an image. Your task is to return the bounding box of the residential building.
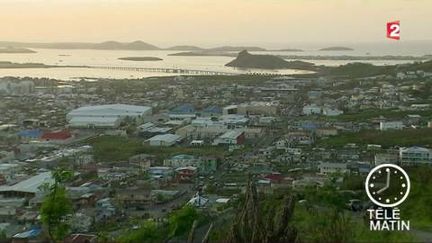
[213,130,245,145]
[318,162,348,175]
[147,134,181,147]
[399,146,432,165]
[67,104,152,128]
[380,121,404,131]
[302,104,321,115]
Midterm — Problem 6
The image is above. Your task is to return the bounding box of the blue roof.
[17,129,42,138]
[170,104,195,114]
[203,106,222,114]
[301,122,318,130]
[13,227,42,239]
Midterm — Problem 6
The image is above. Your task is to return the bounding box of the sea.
[0,41,431,81]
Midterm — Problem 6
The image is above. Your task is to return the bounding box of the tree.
[228,176,297,243]
[40,169,73,242]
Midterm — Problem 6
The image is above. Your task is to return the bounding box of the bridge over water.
[88,66,238,76]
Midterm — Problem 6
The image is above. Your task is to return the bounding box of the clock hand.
[377,170,391,194]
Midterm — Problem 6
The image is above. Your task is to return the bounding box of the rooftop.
[0,172,53,194]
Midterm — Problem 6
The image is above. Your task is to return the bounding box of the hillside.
[210,46,266,52]
[166,45,204,51]
[321,60,432,77]
[225,50,315,70]
[0,47,36,53]
[0,41,160,50]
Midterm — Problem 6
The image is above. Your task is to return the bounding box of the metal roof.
[0,172,53,194]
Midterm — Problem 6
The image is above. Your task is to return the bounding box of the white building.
[147,134,181,147]
[322,107,343,116]
[164,154,199,168]
[302,104,321,115]
[374,153,398,165]
[399,146,432,165]
[379,121,404,131]
[318,162,348,175]
[213,130,245,145]
[67,104,152,128]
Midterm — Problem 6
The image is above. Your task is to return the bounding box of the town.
[0,66,431,241]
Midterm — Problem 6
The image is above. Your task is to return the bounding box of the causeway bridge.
[88,66,238,76]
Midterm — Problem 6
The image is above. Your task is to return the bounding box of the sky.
[0,0,431,47]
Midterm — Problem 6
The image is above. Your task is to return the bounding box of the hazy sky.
[0,0,431,47]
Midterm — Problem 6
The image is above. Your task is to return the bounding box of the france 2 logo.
[387,21,400,40]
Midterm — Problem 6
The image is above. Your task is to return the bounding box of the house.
[399,146,432,165]
[322,107,343,116]
[223,105,238,115]
[318,162,348,175]
[213,130,245,145]
[67,104,152,128]
[41,130,73,142]
[187,192,209,207]
[375,153,398,165]
[315,128,338,137]
[164,154,199,168]
[237,102,279,116]
[17,129,42,140]
[379,121,403,131]
[201,106,222,117]
[164,155,217,175]
[175,166,198,182]
[169,104,196,120]
[147,134,182,147]
[96,198,116,221]
[147,167,173,179]
[115,187,152,209]
[0,172,53,198]
[302,104,321,115]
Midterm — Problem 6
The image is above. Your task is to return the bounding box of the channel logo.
[387,20,400,40]
[365,164,411,231]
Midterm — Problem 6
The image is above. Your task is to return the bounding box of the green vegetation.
[118,206,207,242]
[400,166,432,229]
[322,59,432,77]
[90,135,224,162]
[318,128,432,148]
[293,206,415,242]
[40,169,73,242]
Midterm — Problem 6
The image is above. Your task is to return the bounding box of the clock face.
[365,164,410,207]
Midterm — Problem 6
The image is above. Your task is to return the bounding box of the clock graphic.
[365,164,410,207]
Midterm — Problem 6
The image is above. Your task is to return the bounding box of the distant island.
[0,41,159,51]
[169,51,234,57]
[0,61,52,68]
[166,45,204,51]
[319,46,354,51]
[0,61,87,69]
[0,41,270,52]
[118,57,163,61]
[208,46,266,52]
[0,47,36,53]
[225,50,316,70]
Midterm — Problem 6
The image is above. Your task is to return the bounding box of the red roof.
[41,130,72,140]
[264,173,284,182]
